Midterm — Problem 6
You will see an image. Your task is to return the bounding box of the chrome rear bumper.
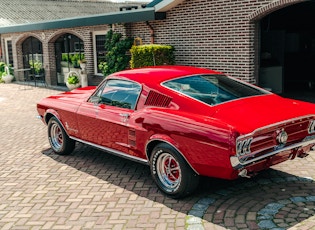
[230,137,315,170]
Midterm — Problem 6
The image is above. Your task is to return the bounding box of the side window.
[98,79,141,110]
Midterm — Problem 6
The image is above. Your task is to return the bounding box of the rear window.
[162,74,268,106]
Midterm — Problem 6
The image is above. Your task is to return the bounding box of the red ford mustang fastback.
[37,66,315,198]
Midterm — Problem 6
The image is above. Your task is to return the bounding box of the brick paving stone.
[1,83,315,229]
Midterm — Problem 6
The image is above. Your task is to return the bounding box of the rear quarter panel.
[136,108,237,179]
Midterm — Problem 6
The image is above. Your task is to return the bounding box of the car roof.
[108,65,223,86]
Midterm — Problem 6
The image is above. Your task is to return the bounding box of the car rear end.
[231,115,315,178]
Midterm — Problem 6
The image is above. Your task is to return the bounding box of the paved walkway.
[0,83,315,230]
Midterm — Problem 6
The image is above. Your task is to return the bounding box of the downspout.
[0,35,2,61]
[146,21,155,44]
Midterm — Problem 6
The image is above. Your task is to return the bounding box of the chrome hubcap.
[50,122,63,151]
[156,152,181,192]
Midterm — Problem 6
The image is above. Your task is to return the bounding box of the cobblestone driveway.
[0,83,315,230]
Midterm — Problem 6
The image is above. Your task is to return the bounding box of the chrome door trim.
[70,136,148,165]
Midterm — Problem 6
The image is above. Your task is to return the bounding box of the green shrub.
[0,62,6,73]
[98,30,133,76]
[130,44,175,68]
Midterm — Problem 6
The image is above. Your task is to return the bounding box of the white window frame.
[4,37,13,66]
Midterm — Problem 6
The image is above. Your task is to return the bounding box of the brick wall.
[2,0,308,86]
[130,0,306,83]
[4,25,114,86]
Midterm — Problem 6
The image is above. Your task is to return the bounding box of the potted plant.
[29,60,43,75]
[2,65,14,83]
[66,71,80,90]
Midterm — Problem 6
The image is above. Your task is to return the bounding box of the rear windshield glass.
[162,74,268,106]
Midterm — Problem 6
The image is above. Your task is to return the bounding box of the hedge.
[130,44,175,68]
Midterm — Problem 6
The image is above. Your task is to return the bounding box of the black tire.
[47,117,75,155]
[150,143,199,199]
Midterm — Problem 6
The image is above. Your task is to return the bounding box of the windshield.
[162,74,268,106]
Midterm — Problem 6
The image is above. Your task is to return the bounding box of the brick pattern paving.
[0,83,315,229]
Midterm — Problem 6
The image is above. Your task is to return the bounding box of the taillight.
[236,137,253,156]
[308,120,315,134]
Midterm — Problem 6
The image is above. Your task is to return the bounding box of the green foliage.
[0,62,5,83]
[70,53,84,67]
[67,72,80,84]
[62,53,69,62]
[0,62,6,73]
[62,53,85,67]
[130,44,175,68]
[29,60,43,74]
[0,63,14,81]
[98,30,133,76]
[0,62,4,83]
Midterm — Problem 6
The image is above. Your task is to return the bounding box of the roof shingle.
[0,0,147,26]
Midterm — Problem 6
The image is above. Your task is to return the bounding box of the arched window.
[22,36,43,72]
[55,33,84,85]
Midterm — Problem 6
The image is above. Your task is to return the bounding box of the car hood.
[212,94,315,134]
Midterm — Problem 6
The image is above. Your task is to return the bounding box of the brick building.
[1,0,315,94]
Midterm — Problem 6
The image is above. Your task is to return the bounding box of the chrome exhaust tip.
[238,169,251,178]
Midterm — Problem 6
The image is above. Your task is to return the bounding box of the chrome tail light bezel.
[236,137,253,157]
[308,120,315,134]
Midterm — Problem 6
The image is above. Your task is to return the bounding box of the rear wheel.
[47,117,75,155]
[150,143,199,198]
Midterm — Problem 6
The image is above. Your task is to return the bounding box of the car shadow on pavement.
[42,143,315,230]
[195,170,315,229]
[41,142,200,209]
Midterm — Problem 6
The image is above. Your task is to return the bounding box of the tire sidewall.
[150,144,190,198]
[48,118,65,153]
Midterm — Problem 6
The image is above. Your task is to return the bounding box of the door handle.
[119,113,130,122]
[119,113,130,118]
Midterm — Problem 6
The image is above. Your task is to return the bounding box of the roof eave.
[154,0,184,12]
[0,8,165,34]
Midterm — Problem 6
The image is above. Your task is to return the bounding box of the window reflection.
[163,75,267,106]
[95,79,141,110]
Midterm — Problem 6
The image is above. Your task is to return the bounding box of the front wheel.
[47,117,75,155]
[150,143,199,199]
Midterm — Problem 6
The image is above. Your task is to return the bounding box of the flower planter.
[65,71,80,90]
[2,66,14,83]
[2,74,14,83]
[66,82,80,90]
